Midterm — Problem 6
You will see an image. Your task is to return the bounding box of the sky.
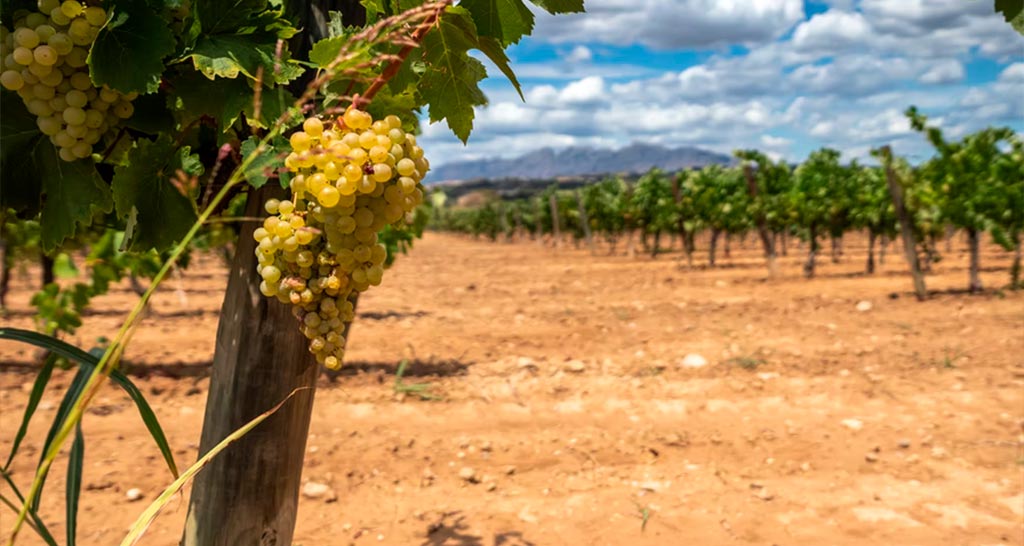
[419,0,1023,167]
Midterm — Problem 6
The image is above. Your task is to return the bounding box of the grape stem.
[354,0,452,108]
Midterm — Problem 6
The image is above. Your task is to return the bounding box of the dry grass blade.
[118,388,307,546]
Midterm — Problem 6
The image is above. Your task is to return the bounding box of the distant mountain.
[426,143,732,183]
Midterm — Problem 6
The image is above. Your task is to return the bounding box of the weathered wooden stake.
[881,146,927,300]
[183,185,317,546]
[575,190,594,254]
[548,193,561,248]
[742,164,778,277]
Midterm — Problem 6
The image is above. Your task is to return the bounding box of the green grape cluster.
[0,0,136,162]
[254,109,428,369]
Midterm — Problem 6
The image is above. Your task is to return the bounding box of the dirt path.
[1,232,1022,545]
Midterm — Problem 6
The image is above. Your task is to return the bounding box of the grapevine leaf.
[0,91,43,214]
[37,150,112,252]
[529,0,585,14]
[995,0,1023,23]
[190,34,303,83]
[476,36,523,99]
[461,0,535,45]
[112,137,203,251]
[173,71,296,132]
[122,92,175,134]
[88,0,175,94]
[192,0,269,36]
[309,36,346,67]
[240,136,288,189]
[419,7,489,143]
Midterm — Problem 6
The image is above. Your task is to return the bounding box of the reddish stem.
[355,0,451,108]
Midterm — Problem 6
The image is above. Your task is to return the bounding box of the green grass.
[393,359,442,401]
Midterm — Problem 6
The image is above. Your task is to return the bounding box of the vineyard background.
[1,229,1022,545]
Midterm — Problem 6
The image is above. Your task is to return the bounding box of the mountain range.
[426,143,732,183]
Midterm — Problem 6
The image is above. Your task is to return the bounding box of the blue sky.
[420,0,1023,166]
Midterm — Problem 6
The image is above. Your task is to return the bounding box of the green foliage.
[418,6,489,142]
[112,137,204,251]
[88,0,176,94]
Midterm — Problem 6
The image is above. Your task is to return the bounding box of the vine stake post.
[182,185,317,546]
[575,190,595,254]
[880,146,928,301]
[549,193,561,248]
[743,164,778,278]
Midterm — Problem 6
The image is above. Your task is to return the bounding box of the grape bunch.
[0,0,137,162]
[254,109,428,369]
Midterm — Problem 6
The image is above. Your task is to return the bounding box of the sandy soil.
[1,232,1022,546]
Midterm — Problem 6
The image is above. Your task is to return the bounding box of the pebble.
[841,418,864,431]
[564,360,586,373]
[517,357,538,370]
[459,467,478,483]
[865,453,879,463]
[855,300,873,312]
[302,481,337,501]
[898,439,911,449]
[125,488,143,502]
[518,506,538,523]
[680,354,708,369]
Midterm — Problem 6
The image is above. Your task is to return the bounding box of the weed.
[728,356,765,370]
[393,359,442,401]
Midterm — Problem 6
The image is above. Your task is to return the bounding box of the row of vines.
[432,108,1024,295]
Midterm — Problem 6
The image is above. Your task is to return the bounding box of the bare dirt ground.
[1,232,1022,546]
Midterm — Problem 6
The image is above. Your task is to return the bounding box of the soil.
[1,232,1022,546]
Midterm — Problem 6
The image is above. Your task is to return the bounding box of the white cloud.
[559,76,606,104]
[532,0,804,50]
[792,11,872,52]
[918,60,965,84]
[999,63,1024,83]
[565,45,593,63]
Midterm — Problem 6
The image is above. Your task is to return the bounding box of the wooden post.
[183,185,317,546]
[866,230,876,274]
[575,190,595,254]
[742,164,778,277]
[967,228,982,293]
[803,223,818,278]
[548,193,561,248]
[881,146,927,301]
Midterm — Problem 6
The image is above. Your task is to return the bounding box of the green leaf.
[529,0,585,14]
[0,91,43,214]
[190,33,302,83]
[37,151,112,252]
[35,366,89,511]
[1,94,112,250]
[462,0,535,45]
[192,0,269,35]
[123,92,175,134]
[112,136,203,251]
[0,328,179,478]
[419,7,489,143]
[2,355,56,471]
[53,253,79,278]
[88,0,175,94]
[0,470,59,546]
[309,36,345,68]
[65,424,84,546]
[240,136,283,189]
[476,36,523,99]
[995,0,1023,23]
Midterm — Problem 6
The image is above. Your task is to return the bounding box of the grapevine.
[254,109,427,369]
[0,0,136,162]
